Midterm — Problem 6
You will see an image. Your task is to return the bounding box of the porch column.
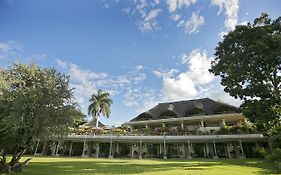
[180,143,186,159]
[226,142,232,158]
[34,140,40,155]
[55,141,60,156]
[82,141,88,157]
[162,123,166,127]
[221,119,226,127]
[108,139,113,158]
[145,123,149,129]
[69,141,73,156]
[205,142,209,158]
[213,139,218,159]
[203,144,207,158]
[163,141,167,159]
[95,142,100,158]
[239,139,245,158]
[51,141,56,156]
[87,142,92,157]
[139,140,143,159]
[181,121,184,129]
[187,140,192,159]
[131,144,134,158]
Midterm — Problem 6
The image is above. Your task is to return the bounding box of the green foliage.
[88,89,113,128]
[210,13,281,131]
[266,148,281,163]
[255,147,268,159]
[0,63,85,172]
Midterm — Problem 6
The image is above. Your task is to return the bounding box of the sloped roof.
[82,118,105,127]
[130,98,239,122]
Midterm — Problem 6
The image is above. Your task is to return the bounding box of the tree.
[0,63,84,173]
[210,13,281,132]
[88,90,113,128]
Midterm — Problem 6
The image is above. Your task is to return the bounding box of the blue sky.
[0,0,280,126]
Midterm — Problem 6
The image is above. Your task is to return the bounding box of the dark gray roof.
[83,118,105,127]
[130,98,239,122]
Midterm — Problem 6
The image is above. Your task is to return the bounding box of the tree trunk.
[96,116,100,128]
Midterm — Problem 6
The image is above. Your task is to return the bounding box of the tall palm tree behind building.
[88,89,113,128]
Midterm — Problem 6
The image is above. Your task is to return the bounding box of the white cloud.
[167,0,196,13]
[55,60,148,114]
[138,8,162,32]
[211,0,239,30]
[177,12,205,35]
[181,49,213,84]
[163,73,197,100]
[153,68,179,78]
[170,14,181,21]
[155,49,214,101]
[0,41,20,60]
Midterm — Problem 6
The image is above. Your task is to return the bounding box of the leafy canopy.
[210,13,281,131]
[88,89,113,127]
[0,63,84,172]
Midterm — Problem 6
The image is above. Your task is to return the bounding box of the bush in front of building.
[255,147,268,159]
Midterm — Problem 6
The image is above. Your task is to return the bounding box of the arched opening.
[213,106,237,114]
[159,111,177,119]
[186,108,205,117]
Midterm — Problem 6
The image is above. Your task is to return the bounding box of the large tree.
[88,89,113,128]
[0,63,84,173]
[210,13,281,132]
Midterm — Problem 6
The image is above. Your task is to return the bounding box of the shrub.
[266,148,281,163]
[255,147,268,158]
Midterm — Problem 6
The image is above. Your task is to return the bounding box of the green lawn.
[15,156,281,175]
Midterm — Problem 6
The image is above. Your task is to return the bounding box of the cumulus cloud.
[163,73,197,100]
[181,49,213,84]
[155,49,214,101]
[167,0,196,13]
[211,0,239,30]
[177,12,205,35]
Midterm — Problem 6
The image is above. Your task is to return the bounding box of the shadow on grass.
[19,158,280,175]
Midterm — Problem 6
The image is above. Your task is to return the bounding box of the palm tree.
[88,89,113,128]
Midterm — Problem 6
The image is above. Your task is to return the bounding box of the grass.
[13,156,281,175]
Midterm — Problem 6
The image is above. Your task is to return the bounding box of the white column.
[226,142,232,158]
[108,139,113,158]
[145,123,149,129]
[131,144,134,158]
[181,121,184,129]
[82,140,88,157]
[221,119,226,126]
[163,141,167,159]
[139,140,143,159]
[51,141,56,156]
[239,139,245,158]
[187,140,192,159]
[205,142,209,158]
[34,140,40,155]
[213,139,218,159]
[95,143,100,158]
[69,141,73,156]
[55,141,60,156]
[162,123,166,127]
